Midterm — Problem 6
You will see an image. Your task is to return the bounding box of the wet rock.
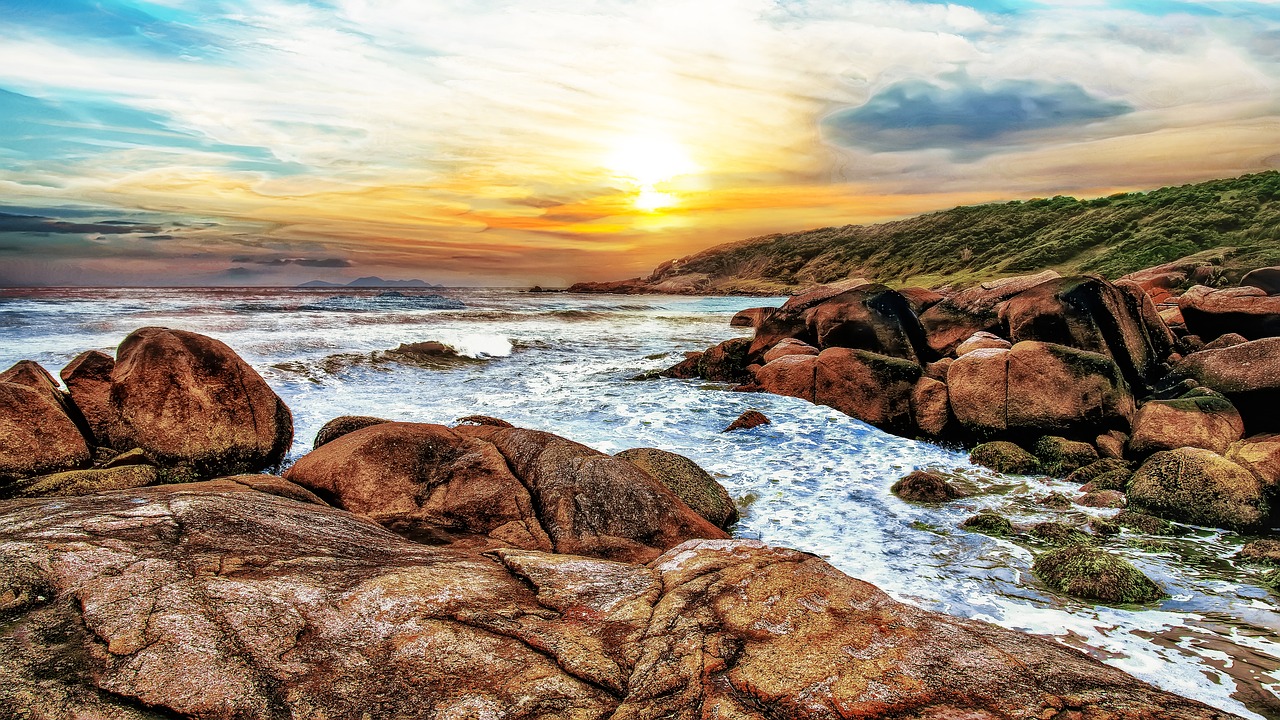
[1239,539,1280,565]
[1090,517,1121,536]
[1030,521,1095,547]
[730,306,776,328]
[723,409,771,432]
[389,340,461,359]
[661,350,704,379]
[1128,447,1269,530]
[919,270,1061,355]
[313,415,392,448]
[961,510,1013,536]
[753,354,817,403]
[1096,430,1128,459]
[59,349,115,446]
[0,381,91,486]
[761,338,818,364]
[12,464,158,498]
[1081,470,1133,493]
[1033,436,1099,477]
[1078,489,1127,508]
[1128,394,1245,456]
[1114,510,1183,536]
[969,441,1041,475]
[1172,337,1280,432]
[1226,433,1280,490]
[910,376,949,437]
[955,330,1011,356]
[890,470,963,503]
[1180,284,1280,341]
[813,348,921,434]
[1033,546,1163,604]
[1241,266,1280,295]
[753,283,931,363]
[1036,492,1074,510]
[698,337,753,383]
[455,415,516,428]
[0,487,1227,720]
[1067,458,1133,485]
[615,447,739,529]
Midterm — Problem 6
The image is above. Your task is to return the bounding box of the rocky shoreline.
[0,323,1259,717]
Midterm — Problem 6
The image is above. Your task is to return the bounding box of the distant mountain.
[569,171,1280,295]
[298,276,442,288]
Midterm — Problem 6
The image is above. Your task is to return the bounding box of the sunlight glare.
[607,135,698,212]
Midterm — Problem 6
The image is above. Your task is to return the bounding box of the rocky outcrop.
[749,282,930,363]
[730,306,776,328]
[1171,337,1280,432]
[0,381,91,485]
[313,414,391,448]
[1128,394,1244,456]
[284,422,728,562]
[0,482,1234,720]
[918,270,1061,355]
[1128,447,1269,530]
[614,447,739,529]
[1179,285,1280,341]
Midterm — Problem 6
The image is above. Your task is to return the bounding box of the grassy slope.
[653,171,1280,293]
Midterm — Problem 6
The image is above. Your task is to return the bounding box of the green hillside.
[651,171,1280,293]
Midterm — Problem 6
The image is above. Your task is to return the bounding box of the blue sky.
[1,0,1278,285]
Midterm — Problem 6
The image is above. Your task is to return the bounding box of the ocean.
[2,286,1277,718]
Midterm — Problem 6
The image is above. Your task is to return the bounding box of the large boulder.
[1172,337,1280,432]
[1241,266,1280,295]
[614,447,738,529]
[730,306,776,328]
[313,414,391,448]
[813,348,921,434]
[1128,394,1245,456]
[1033,546,1163,604]
[1179,284,1280,341]
[0,483,1232,720]
[1226,433,1280,491]
[919,270,1060,355]
[0,381,91,486]
[761,338,819,364]
[1128,447,1269,530]
[947,342,1134,437]
[750,283,930,363]
[910,376,950,437]
[753,354,817,403]
[61,329,294,477]
[285,422,727,563]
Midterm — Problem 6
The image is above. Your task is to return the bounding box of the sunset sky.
[2,0,1279,286]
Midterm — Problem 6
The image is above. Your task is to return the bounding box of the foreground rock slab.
[0,482,1235,719]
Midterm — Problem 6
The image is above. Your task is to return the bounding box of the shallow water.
[2,286,1278,718]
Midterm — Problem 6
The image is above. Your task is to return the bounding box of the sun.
[606,135,698,212]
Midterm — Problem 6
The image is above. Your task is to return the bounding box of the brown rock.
[614,447,738,529]
[1203,332,1249,351]
[1173,337,1280,432]
[0,382,90,485]
[730,306,776,328]
[923,356,952,380]
[1239,538,1280,565]
[0,360,65,409]
[456,414,516,428]
[1129,447,1269,530]
[1006,341,1135,434]
[945,347,1009,434]
[813,348,920,434]
[890,470,962,502]
[1226,433,1280,490]
[897,285,946,313]
[803,283,932,362]
[955,330,1011,356]
[910,376,950,437]
[1179,284,1280,341]
[1096,430,1128,459]
[761,338,819,364]
[1033,436,1099,476]
[1128,395,1244,456]
[661,350,703,379]
[919,270,1061,355]
[313,415,391,448]
[12,464,158,498]
[1078,489,1127,508]
[970,441,1040,474]
[699,337,753,382]
[59,349,115,446]
[1241,266,1280,295]
[723,409,771,432]
[0,487,1229,720]
[753,354,817,403]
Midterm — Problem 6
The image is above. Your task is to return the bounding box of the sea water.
[1,286,1277,719]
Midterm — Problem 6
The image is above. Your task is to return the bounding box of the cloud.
[0,211,161,235]
[229,256,353,267]
[822,77,1132,157]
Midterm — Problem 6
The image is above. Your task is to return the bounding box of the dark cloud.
[823,78,1131,158]
[228,256,353,267]
[0,212,161,235]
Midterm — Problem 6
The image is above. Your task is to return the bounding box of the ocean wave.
[298,292,466,312]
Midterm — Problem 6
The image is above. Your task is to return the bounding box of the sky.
[1,0,1279,286]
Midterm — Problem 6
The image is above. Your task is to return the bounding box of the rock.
[286,422,727,562]
[910,376,949,437]
[746,280,869,357]
[1067,458,1133,485]
[1114,510,1182,536]
[1128,395,1244,456]
[813,348,920,434]
[890,470,962,502]
[751,283,931,364]
[896,285,946,313]
[1090,517,1121,536]
[955,330,1011,356]
[761,338,819,364]
[90,328,294,477]
[455,414,516,428]
[1033,546,1163,604]
[730,306,776,328]
[103,447,154,468]
[10,464,158,498]
[1096,430,1128,459]
[1033,436,1099,477]
[0,382,91,486]
[1226,433,1280,489]
[313,415,392,448]
[919,270,1061,355]
[947,342,1134,437]
[1036,492,1074,510]
[1179,284,1280,341]
[698,337,753,383]
[1030,521,1095,547]
[1172,337,1280,432]
[961,510,1013,536]
[923,357,952,381]
[1078,489,1127,508]
[1128,447,1269,530]
[1159,306,1185,328]
[723,409,771,432]
[389,340,461,359]
[0,360,67,410]
[1081,470,1133,492]
[970,441,1040,475]
[1239,539,1280,565]
[1241,266,1280,295]
[777,277,872,312]
[0,485,1229,720]
[1202,332,1249,351]
[614,447,739,529]
[59,349,116,446]
[661,350,704,379]
[753,354,817,403]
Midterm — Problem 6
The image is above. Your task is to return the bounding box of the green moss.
[1089,517,1120,536]
[1114,510,1184,536]
[1030,521,1095,547]
[616,447,738,529]
[1033,436,1100,477]
[1065,458,1133,485]
[960,511,1014,537]
[1033,546,1163,604]
[1261,569,1279,591]
[1088,469,1133,492]
[970,441,1041,475]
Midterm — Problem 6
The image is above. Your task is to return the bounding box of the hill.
[575,171,1280,295]
[299,276,441,288]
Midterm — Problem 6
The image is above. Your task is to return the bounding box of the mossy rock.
[1065,458,1132,485]
[969,441,1040,475]
[616,447,738,529]
[1084,469,1133,492]
[1029,521,1095,548]
[1033,546,1163,604]
[1113,510,1184,536]
[1128,447,1268,530]
[1036,492,1073,510]
[16,465,158,498]
[960,511,1013,537]
[1238,539,1280,566]
[1089,517,1120,536]
[1033,436,1099,477]
[890,470,963,503]
[1262,569,1280,591]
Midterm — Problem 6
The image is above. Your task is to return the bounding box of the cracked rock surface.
[0,479,1234,720]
